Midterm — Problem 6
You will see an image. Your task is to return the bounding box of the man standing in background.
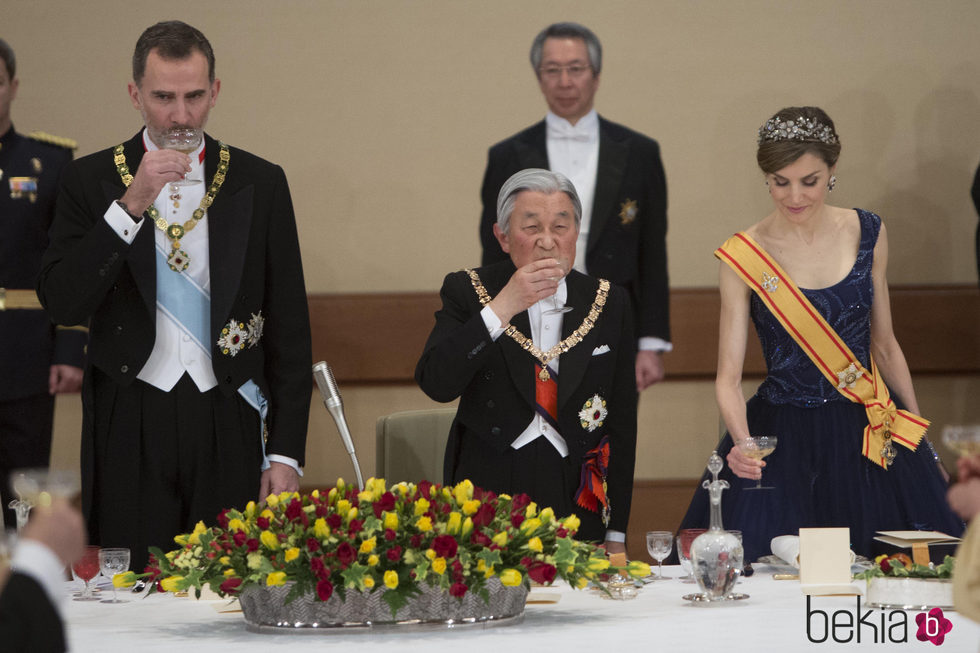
[37,22,311,571]
[0,38,85,528]
[479,22,671,392]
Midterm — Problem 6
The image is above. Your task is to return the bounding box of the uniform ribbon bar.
[716,232,927,469]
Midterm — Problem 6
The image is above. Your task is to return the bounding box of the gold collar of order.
[113,141,230,272]
[465,268,609,371]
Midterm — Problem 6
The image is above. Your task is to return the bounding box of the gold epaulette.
[27,130,78,151]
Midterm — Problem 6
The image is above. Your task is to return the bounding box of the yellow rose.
[261,530,279,550]
[499,568,522,587]
[112,571,137,588]
[314,517,330,539]
[160,576,184,593]
[484,565,496,579]
[188,521,208,545]
[576,576,589,589]
[525,502,537,518]
[587,557,610,572]
[539,507,555,523]
[416,516,433,532]
[173,533,189,547]
[266,571,287,586]
[520,518,542,534]
[336,499,351,516]
[228,518,246,533]
[367,554,379,566]
[368,477,386,498]
[414,498,430,516]
[476,559,487,572]
[358,490,374,503]
[310,489,320,500]
[244,501,257,518]
[526,537,543,553]
[491,532,508,547]
[384,570,399,589]
[219,556,231,566]
[425,548,437,560]
[359,536,377,554]
[266,493,279,507]
[383,512,399,530]
[432,557,447,575]
[260,509,275,521]
[284,547,300,563]
[223,568,236,577]
[462,517,474,537]
[453,479,474,504]
[627,560,652,578]
[394,482,409,496]
[562,514,581,533]
[278,491,295,504]
[461,500,480,516]
[363,576,375,589]
[447,511,462,535]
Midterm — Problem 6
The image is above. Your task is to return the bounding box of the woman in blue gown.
[679,106,964,563]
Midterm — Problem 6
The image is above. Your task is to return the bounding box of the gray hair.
[0,38,15,79]
[496,169,582,234]
[529,22,602,75]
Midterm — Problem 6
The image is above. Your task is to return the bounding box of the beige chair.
[375,408,456,484]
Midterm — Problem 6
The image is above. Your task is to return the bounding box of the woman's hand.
[726,439,765,479]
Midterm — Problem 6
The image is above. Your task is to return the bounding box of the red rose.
[556,527,568,538]
[384,528,397,541]
[307,538,320,552]
[233,531,247,547]
[511,514,524,529]
[511,493,531,513]
[527,561,557,585]
[256,516,270,530]
[451,559,464,582]
[432,535,458,559]
[216,510,230,529]
[473,503,496,528]
[246,538,260,552]
[310,557,328,580]
[441,502,452,514]
[386,545,402,562]
[470,531,491,547]
[316,579,334,601]
[220,577,243,594]
[327,514,342,529]
[410,534,423,549]
[880,559,892,574]
[348,519,363,535]
[417,480,433,499]
[473,487,496,503]
[285,498,302,521]
[336,542,356,566]
[373,492,396,518]
[315,504,328,517]
[449,582,468,598]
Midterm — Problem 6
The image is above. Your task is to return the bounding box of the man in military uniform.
[0,38,85,527]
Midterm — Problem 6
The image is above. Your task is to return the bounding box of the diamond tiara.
[758,116,839,145]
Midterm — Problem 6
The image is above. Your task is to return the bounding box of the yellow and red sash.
[716,232,927,469]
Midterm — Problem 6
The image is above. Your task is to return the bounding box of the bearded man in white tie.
[479,22,671,394]
[37,21,311,573]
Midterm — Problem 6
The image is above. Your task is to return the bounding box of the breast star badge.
[619,199,638,225]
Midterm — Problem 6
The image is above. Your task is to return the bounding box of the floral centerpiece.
[147,478,649,625]
[855,554,956,611]
[854,554,955,580]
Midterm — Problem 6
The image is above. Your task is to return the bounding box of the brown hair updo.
[756,106,841,174]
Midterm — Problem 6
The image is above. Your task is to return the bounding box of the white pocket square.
[591,345,611,356]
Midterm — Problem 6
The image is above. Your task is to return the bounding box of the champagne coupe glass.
[543,258,572,315]
[677,528,706,582]
[73,545,102,601]
[942,425,980,458]
[737,436,778,490]
[9,467,81,531]
[161,127,203,185]
[98,548,131,603]
[645,530,673,579]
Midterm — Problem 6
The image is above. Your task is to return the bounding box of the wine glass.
[543,259,572,315]
[162,127,203,185]
[645,530,673,579]
[73,545,102,601]
[98,548,131,603]
[942,425,980,458]
[9,467,81,531]
[677,528,706,582]
[736,436,777,490]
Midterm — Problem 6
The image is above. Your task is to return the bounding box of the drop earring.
[828,175,837,192]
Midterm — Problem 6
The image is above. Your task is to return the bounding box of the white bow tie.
[547,123,593,142]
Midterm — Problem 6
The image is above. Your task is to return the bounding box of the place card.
[874,531,961,566]
[798,528,859,596]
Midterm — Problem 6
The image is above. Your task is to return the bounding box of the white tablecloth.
[63,565,980,652]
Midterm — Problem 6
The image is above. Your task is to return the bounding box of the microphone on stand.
[312,361,365,491]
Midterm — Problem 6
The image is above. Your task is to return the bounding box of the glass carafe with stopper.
[689,451,743,600]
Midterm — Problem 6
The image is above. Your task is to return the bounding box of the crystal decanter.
[689,451,744,600]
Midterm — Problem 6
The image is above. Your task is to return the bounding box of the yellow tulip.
[562,514,581,532]
[244,501,257,518]
[576,577,589,589]
[432,557,447,575]
[539,507,555,523]
[462,500,480,516]
[527,537,543,553]
[284,547,300,563]
[357,490,374,503]
[367,555,379,566]
[425,548,437,560]
[173,534,188,547]
[520,518,541,534]
[160,576,184,593]
[346,507,359,522]
[310,489,320,500]
[491,532,508,547]
[112,571,136,588]
[447,511,462,535]
[384,570,399,589]
[336,499,351,516]
[587,558,610,572]
[453,479,474,504]
[476,559,487,572]
[228,518,246,532]
[499,568,522,587]
[525,502,537,518]
[266,571,287,586]
[461,517,474,537]
[219,555,230,566]
[627,561,652,578]
[359,536,377,554]
[260,509,275,521]
[223,568,236,577]
[383,512,399,530]
[416,516,433,532]
[414,498,430,516]
[188,521,208,545]
[260,530,279,550]
[266,493,279,507]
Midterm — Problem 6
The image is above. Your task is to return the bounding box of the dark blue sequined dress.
[679,209,964,562]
